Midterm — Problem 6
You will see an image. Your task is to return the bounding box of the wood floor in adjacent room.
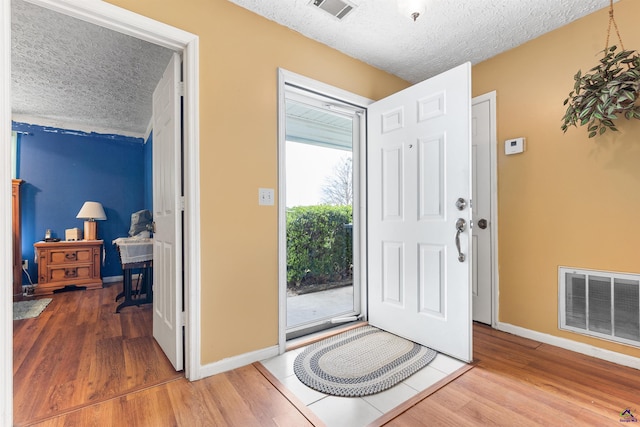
[13,283,182,426]
[14,284,640,426]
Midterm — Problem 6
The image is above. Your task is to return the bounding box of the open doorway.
[278,67,493,364]
[1,0,202,422]
[277,70,372,349]
[283,92,364,339]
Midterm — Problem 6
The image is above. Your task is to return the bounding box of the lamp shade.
[76,201,107,221]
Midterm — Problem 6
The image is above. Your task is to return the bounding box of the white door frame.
[274,75,502,349]
[472,91,499,327]
[277,69,372,353]
[1,0,202,422]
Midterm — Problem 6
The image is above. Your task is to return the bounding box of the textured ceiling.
[11,0,615,138]
[228,0,615,84]
[11,0,174,138]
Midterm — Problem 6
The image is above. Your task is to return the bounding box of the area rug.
[294,325,437,397]
[13,298,52,320]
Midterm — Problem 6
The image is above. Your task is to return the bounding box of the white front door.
[152,52,183,371]
[368,63,473,362]
[471,95,494,325]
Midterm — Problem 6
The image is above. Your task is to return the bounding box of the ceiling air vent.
[311,0,356,20]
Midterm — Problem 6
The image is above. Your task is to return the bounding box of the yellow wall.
[473,0,640,357]
[106,0,409,364]
[105,0,640,363]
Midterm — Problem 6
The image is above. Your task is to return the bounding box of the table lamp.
[76,201,107,240]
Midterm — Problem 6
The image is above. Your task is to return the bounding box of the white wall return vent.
[311,0,356,20]
[559,266,640,347]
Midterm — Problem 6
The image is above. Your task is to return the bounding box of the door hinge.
[180,196,185,211]
[181,311,186,327]
[178,81,185,97]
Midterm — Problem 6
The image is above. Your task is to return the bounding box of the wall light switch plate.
[258,188,275,206]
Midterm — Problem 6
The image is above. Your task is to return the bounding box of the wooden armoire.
[12,179,23,297]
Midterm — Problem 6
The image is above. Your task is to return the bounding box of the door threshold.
[286,320,368,351]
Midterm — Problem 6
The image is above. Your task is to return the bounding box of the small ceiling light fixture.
[397,0,427,22]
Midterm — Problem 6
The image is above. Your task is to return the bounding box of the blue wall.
[13,122,151,283]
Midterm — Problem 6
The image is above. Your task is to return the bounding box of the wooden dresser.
[33,240,103,295]
[12,179,23,298]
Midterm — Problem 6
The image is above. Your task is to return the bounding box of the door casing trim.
[1,0,12,423]
[277,69,372,353]
[2,1,202,422]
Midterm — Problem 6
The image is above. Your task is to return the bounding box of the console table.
[33,240,103,295]
[113,237,153,313]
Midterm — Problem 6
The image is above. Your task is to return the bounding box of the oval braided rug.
[293,325,437,397]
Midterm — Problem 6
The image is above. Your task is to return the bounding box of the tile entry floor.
[261,345,467,427]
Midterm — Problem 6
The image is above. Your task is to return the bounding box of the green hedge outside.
[287,205,353,288]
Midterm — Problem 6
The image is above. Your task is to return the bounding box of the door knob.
[478,218,488,229]
[455,198,467,211]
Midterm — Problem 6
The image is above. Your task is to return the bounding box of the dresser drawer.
[45,264,92,282]
[33,240,104,295]
[47,248,93,265]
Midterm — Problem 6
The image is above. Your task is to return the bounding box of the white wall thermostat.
[505,137,525,155]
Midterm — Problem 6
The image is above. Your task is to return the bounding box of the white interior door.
[368,63,472,362]
[152,52,183,371]
[471,96,493,325]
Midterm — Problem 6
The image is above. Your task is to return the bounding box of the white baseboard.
[496,322,640,370]
[196,345,280,380]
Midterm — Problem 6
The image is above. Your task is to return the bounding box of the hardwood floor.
[15,287,640,426]
[377,325,640,426]
[28,365,318,427]
[13,283,182,426]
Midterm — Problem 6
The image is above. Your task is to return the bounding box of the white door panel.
[152,52,183,371]
[368,63,472,362]
[471,97,493,324]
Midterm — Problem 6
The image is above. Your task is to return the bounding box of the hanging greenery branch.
[561,0,640,138]
[561,47,640,137]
